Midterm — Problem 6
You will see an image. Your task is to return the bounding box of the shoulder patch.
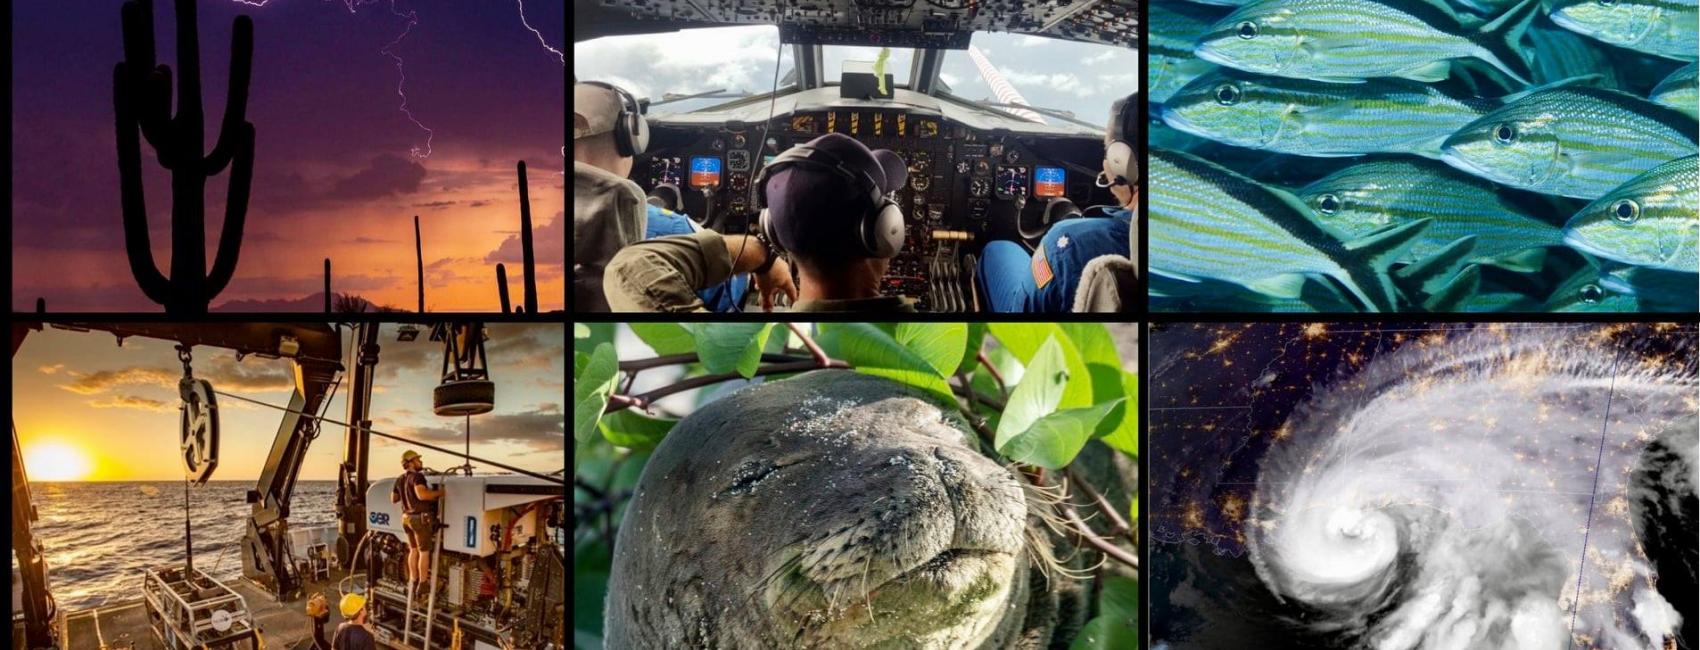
[1032,246,1054,290]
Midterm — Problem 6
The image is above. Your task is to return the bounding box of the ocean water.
[22,480,338,611]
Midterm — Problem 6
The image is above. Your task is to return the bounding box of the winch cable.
[206,390,563,485]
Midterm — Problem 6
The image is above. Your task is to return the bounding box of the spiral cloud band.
[1247,326,1696,649]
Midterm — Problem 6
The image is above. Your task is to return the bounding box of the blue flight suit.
[978,207,1132,313]
[644,204,750,312]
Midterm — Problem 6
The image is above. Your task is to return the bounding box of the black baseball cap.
[766,134,907,259]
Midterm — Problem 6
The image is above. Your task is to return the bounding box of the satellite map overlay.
[1149,322,1698,650]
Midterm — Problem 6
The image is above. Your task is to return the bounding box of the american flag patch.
[1032,246,1053,289]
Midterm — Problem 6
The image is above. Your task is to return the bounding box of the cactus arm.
[140,66,178,169]
[496,264,511,313]
[115,63,173,306]
[204,16,252,176]
[205,121,254,299]
[517,161,538,313]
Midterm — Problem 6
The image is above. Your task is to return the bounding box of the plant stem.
[604,359,849,415]
[788,323,832,367]
[1067,465,1136,544]
[1060,500,1140,569]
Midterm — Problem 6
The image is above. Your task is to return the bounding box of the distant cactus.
[414,215,425,312]
[324,258,332,312]
[114,0,254,313]
[496,263,511,313]
[517,161,538,314]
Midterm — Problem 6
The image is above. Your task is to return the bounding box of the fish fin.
[1422,264,1480,311]
[1397,60,1455,83]
[1395,235,1478,295]
[1499,74,1604,103]
[1345,219,1432,269]
[1475,246,1552,273]
[1245,274,1312,299]
[1471,0,1538,85]
[1149,267,1205,283]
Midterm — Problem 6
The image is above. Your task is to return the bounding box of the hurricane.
[1245,326,1697,649]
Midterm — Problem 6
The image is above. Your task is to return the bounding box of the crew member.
[978,94,1140,312]
[574,81,748,311]
[332,593,376,650]
[390,450,442,593]
[604,133,913,312]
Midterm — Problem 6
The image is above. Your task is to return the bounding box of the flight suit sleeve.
[603,230,735,312]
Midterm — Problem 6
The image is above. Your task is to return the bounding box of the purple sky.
[12,0,565,311]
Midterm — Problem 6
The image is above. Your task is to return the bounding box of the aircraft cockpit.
[575,0,1140,313]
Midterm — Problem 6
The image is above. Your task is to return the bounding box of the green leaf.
[599,409,678,451]
[1070,576,1139,650]
[895,323,968,378]
[572,343,619,472]
[1097,371,1139,457]
[573,323,590,339]
[816,323,955,405]
[1001,398,1125,469]
[629,323,695,356]
[988,324,1093,409]
[996,336,1069,449]
[957,323,988,375]
[574,323,614,358]
[688,323,774,378]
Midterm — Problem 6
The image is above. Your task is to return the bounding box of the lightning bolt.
[517,0,565,65]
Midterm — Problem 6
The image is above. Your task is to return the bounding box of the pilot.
[977,94,1139,312]
[573,81,749,311]
[604,133,914,312]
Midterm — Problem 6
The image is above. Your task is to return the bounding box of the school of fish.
[1148,0,1699,312]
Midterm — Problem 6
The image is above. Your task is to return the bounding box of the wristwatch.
[751,232,779,275]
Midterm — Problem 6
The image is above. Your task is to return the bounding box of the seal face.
[605,371,1032,649]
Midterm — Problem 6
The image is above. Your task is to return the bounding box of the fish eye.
[1492,123,1517,144]
[1237,21,1259,39]
[1214,84,1241,105]
[1579,283,1604,304]
[1317,194,1341,214]
[1610,199,1640,223]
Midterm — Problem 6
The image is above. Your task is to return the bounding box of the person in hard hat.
[307,592,331,649]
[332,593,375,650]
[390,450,443,594]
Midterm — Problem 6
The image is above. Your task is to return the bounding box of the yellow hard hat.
[339,593,367,618]
[401,450,421,464]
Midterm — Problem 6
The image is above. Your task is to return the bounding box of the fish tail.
[1471,0,1539,85]
[1335,220,1434,311]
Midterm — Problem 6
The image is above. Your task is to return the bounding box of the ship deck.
[58,569,356,650]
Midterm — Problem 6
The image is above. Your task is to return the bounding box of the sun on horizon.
[23,441,94,481]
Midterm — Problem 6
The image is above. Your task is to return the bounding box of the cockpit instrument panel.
[1033,166,1065,198]
[648,156,683,187]
[689,157,721,189]
[994,166,1027,200]
[727,149,752,172]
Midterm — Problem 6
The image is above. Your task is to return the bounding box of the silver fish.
[1297,157,1566,262]
[1149,147,1428,311]
[1650,62,1698,118]
[1440,87,1698,199]
[1194,0,1538,83]
[1549,0,1699,61]
[1151,2,1229,104]
[1562,154,1699,272]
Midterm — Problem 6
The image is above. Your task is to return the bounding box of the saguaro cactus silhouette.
[516,161,538,313]
[114,0,255,313]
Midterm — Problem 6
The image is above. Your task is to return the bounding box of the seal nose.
[931,446,1026,555]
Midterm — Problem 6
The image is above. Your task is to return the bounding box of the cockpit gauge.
[710,138,724,151]
[649,156,683,187]
[791,115,817,134]
[969,199,990,221]
[916,119,939,138]
[727,149,752,172]
[956,160,971,175]
[911,174,931,192]
[994,166,1027,200]
[988,143,1004,158]
[732,133,748,148]
[969,177,991,198]
[729,172,750,192]
[1005,150,1021,164]
[973,160,991,175]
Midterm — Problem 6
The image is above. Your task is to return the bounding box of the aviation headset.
[1099,94,1139,189]
[581,81,649,158]
[756,142,905,259]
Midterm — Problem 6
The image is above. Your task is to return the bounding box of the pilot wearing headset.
[976,94,1139,312]
[573,81,749,312]
[604,133,914,312]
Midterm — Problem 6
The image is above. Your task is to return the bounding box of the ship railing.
[141,566,257,648]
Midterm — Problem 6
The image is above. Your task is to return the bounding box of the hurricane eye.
[1492,123,1517,144]
[1579,283,1604,304]
[1214,84,1241,105]
[1237,21,1259,39]
[1318,194,1341,215]
[1610,199,1640,223]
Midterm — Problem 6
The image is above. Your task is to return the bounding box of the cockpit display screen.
[689,157,722,188]
[1033,167,1066,198]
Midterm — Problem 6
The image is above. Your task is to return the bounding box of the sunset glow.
[24,441,93,481]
